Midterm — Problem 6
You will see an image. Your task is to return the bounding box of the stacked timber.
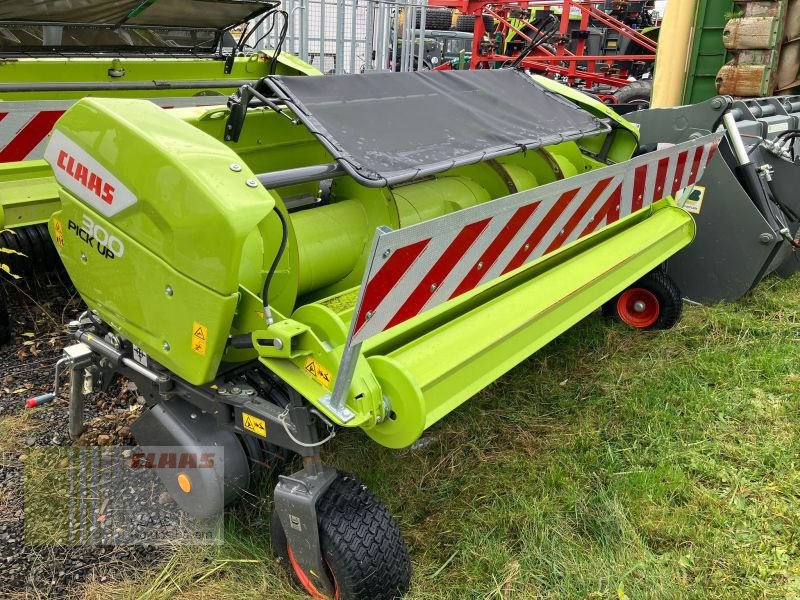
[717,0,800,97]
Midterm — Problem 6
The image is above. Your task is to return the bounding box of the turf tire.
[272,473,411,600]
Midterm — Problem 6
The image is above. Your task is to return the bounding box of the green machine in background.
[0,0,317,342]
[41,67,720,599]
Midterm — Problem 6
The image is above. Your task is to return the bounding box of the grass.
[83,274,800,599]
[0,409,37,454]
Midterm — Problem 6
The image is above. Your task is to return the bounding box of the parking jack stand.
[68,364,85,441]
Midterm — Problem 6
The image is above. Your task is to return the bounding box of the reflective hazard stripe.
[0,110,65,162]
[348,133,722,346]
[0,96,231,163]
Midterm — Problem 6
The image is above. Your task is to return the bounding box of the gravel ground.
[0,280,172,598]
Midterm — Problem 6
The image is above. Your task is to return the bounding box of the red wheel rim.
[617,288,660,328]
[287,545,340,600]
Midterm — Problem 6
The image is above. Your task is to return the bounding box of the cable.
[235,4,281,54]
[755,168,800,249]
[509,15,559,71]
[739,133,764,156]
[251,18,278,51]
[776,128,800,141]
[278,407,336,448]
[269,11,289,75]
[262,207,288,326]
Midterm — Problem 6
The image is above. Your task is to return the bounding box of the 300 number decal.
[67,214,125,260]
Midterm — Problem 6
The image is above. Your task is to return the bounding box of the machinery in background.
[630,94,800,303]
[391,28,474,70]
[428,0,658,103]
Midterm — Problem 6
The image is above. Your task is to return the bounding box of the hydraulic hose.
[262,207,288,326]
[722,112,784,232]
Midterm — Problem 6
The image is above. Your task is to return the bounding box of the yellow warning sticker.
[53,218,64,248]
[242,412,267,437]
[191,321,208,356]
[304,357,332,388]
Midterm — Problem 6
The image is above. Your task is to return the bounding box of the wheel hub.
[617,288,660,328]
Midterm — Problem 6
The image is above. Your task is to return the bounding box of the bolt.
[80,252,87,263]
[229,163,242,172]
[165,285,173,297]
[246,179,259,188]
[524,243,530,251]
[429,283,437,293]
[245,389,255,396]
[759,233,775,244]
[273,338,284,350]
[477,261,483,270]
[382,249,392,259]
[633,301,647,313]
[162,341,170,352]
[710,97,724,110]
[365,310,374,321]
[230,387,241,395]
[190,413,198,420]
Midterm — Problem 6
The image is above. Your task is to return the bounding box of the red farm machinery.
[428,0,659,104]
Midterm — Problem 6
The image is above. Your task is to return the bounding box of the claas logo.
[129,452,216,469]
[55,149,116,205]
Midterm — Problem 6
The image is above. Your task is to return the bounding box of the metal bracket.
[317,344,358,424]
[61,343,95,440]
[273,465,338,597]
[627,96,733,147]
[318,226,393,424]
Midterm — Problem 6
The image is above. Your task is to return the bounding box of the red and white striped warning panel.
[348,133,723,346]
[0,97,230,163]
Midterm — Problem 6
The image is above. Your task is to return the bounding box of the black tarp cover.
[0,0,274,29]
[266,69,609,185]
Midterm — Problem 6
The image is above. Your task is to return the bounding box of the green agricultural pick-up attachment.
[44,70,719,599]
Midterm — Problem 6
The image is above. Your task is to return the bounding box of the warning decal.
[53,218,64,247]
[242,412,267,437]
[192,321,208,356]
[304,357,332,388]
[681,186,706,215]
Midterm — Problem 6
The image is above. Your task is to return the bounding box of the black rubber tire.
[612,79,653,107]
[415,8,452,30]
[454,14,473,32]
[454,14,493,33]
[0,223,61,276]
[602,270,682,331]
[272,473,411,600]
[535,42,569,68]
